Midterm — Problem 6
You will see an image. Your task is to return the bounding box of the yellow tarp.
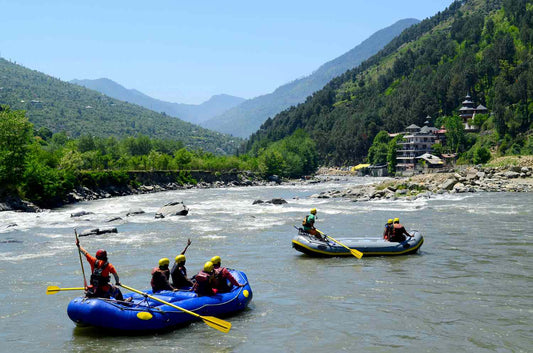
[351,164,370,171]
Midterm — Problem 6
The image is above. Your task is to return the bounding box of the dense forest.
[0,106,317,207]
[0,58,240,154]
[243,0,533,165]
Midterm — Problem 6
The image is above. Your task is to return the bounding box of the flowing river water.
[0,177,531,352]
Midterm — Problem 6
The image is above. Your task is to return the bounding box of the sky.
[1,0,453,104]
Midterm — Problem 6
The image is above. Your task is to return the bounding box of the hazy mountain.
[0,59,241,154]
[70,78,245,124]
[203,18,420,138]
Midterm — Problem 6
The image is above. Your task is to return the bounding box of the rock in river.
[155,201,189,218]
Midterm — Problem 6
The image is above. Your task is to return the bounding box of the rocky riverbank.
[313,158,533,202]
[0,171,283,213]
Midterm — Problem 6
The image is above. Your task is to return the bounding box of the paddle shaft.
[74,229,88,288]
[118,284,231,333]
[317,230,363,259]
[120,284,202,318]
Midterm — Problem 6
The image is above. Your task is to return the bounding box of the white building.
[396,122,438,173]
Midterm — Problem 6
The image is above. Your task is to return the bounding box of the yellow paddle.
[119,284,231,333]
[46,285,85,295]
[317,230,363,259]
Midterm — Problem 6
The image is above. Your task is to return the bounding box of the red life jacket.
[390,224,407,242]
[87,260,111,297]
[194,271,214,296]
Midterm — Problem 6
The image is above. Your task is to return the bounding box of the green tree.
[473,146,491,164]
[259,150,285,176]
[367,131,390,165]
[387,135,402,175]
[0,107,33,187]
[444,115,465,153]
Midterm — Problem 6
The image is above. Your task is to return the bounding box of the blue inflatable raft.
[67,270,252,332]
[292,229,423,257]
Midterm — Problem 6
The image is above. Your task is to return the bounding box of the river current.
[0,177,531,352]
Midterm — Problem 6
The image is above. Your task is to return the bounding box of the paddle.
[74,229,88,289]
[317,230,363,259]
[46,285,85,295]
[119,284,231,333]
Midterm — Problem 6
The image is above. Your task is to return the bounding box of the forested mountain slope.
[71,78,245,125]
[204,18,419,138]
[0,59,240,154]
[244,0,533,165]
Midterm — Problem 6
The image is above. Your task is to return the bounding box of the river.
[0,177,531,352]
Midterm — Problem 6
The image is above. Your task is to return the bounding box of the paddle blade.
[46,286,85,295]
[350,249,363,259]
[46,286,60,295]
[202,316,232,333]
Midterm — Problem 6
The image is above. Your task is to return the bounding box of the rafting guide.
[76,237,126,301]
[302,208,326,240]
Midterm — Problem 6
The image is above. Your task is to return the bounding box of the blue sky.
[1,0,453,104]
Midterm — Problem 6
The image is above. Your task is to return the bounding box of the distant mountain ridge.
[0,59,241,154]
[203,18,420,138]
[70,78,245,125]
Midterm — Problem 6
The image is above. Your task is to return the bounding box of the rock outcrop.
[155,202,189,218]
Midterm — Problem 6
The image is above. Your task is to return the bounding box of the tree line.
[0,106,317,208]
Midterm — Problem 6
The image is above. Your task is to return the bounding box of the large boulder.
[78,227,118,237]
[71,211,94,218]
[126,209,145,217]
[269,198,288,205]
[155,201,189,218]
[440,178,457,191]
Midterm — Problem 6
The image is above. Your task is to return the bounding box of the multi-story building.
[396,121,438,173]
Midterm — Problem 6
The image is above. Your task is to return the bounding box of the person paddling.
[171,239,194,289]
[192,261,217,296]
[210,256,244,293]
[302,208,323,240]
[76,239,125,301]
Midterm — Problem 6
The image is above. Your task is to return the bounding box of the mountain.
[0,59,241,154]
[70,78,245,124]
[203,18,420,138]
[244,0,533,164]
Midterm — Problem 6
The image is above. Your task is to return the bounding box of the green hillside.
[244,0,533,165]
[0,59,241,154]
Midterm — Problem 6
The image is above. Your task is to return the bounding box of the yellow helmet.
[387,219,393,224]
[203,261,214,272]
[394,218,400,223]
[210,255,221,266]
[175,254,186,264]
[158,258,170,267]
[310,208,317,215]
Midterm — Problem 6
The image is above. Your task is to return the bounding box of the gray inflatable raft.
[292,229,423,257]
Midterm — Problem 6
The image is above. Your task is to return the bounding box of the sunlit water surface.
[0,177,531,352]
